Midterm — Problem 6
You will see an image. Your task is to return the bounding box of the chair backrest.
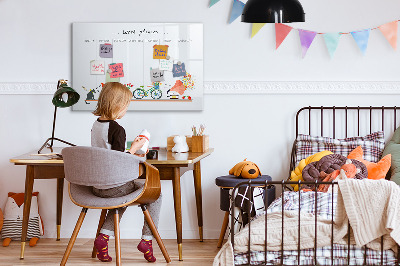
[62,146,145,187]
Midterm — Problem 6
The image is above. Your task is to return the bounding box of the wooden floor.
[0,239,221,265]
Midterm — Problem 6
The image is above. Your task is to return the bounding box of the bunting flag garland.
[323,33,341,58]
[275,23,293,49]
[378,21,398,50]
[251,23,266,38]
[298,30,317,58]
[229,0,245,24]
[351,29,370,55]
[209,0,221,7]
[207,5,400,57]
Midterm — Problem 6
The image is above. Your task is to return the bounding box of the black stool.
[215,175,275,248]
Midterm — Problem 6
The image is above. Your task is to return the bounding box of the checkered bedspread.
[234,191,397,265]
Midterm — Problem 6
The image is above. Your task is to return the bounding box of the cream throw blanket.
[213,179,400,266]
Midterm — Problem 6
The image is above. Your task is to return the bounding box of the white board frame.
[72,23,203,111]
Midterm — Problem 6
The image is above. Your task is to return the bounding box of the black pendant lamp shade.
[241,0,305,23]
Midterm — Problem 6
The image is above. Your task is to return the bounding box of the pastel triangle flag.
[351,29,370,55]
[229,0,245,24]
[209,0,220,7]
[378,21,398,50]
[323,33,341,58]
[251,23,266,38]
[298,29,317,58]
[275,23,293,49]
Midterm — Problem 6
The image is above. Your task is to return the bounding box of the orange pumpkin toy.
[229,159,261,179]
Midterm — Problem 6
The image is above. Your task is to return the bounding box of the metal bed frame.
[230,106,400,266]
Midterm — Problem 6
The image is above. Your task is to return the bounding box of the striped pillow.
[294,131,385,166]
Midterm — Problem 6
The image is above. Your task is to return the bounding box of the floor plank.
[0,239,221,265]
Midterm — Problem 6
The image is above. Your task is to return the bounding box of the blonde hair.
[93,82,132,120]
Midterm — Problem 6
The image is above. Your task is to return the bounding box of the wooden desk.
[10,147,213,261]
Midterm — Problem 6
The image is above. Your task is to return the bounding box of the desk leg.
[193,161,203,242]
[20,165,34,259]
[56,178,64,241]
[172,167,183,261]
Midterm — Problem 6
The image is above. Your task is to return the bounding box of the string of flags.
[209,0,399,58]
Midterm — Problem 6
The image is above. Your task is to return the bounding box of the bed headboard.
[290,106,400,179]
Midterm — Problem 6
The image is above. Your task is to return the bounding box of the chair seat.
[70,180,145,208]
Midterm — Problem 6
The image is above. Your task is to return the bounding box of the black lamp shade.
[241,0,305,23]
[52,84,80,108]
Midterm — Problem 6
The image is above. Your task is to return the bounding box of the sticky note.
[159,58,173,71]
[106,72,120,82]
[153,45,169,59]
[172,63,186,77]
[108,63,124,78]
[90,60,105,75]
[99,43,113,58]
[150,68,165,82]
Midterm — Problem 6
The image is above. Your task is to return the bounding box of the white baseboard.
[1,81,400,94]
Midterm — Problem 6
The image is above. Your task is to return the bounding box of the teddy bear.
[1,192,43,247]
[172,135,189,153]
[229,159,261,179]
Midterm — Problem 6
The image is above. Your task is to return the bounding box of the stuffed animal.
[172,135,189,153]
[229,159,261,179]
[1,192,44,247]
[0,208,3,232]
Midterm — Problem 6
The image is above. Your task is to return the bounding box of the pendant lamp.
[241,0,305,23]
[38,79,80,154]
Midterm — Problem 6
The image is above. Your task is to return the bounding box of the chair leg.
[141,205,171,263]
[114,209,121,266]
[217,211,230,248]
[60,208,88,266]
[91,209,108,258]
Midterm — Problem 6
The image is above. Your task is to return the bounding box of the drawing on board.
[72,23,203,111]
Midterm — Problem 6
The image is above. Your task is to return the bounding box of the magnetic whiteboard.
[72,23,203,111]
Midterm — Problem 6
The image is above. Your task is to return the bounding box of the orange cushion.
[347,146,391,180]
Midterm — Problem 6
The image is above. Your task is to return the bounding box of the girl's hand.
[129,137,147,155]
[134,148,149,157]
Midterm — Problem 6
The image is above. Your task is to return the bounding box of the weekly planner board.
[72,23,203,111]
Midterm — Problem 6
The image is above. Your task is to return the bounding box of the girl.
[91,82,161,263]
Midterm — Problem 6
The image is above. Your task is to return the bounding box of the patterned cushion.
[295,131,385,166]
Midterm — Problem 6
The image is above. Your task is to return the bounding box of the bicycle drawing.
[132,82,162,100]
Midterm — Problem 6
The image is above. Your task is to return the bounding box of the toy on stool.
[1,192,44,247]
[229,159,261,179]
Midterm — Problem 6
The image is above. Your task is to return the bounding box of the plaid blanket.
[234,191,397,265]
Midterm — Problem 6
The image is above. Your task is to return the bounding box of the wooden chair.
[60,146,171,265]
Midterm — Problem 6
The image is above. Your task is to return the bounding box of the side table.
[215,175,275,248]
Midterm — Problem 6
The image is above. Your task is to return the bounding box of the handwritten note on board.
[159,59,173,71]
[153,45,169,59]
[109,63,124,78]
[106,72,120,82]
[99,43,113,58]
[172,63,186,77]
[150,68,165,82]
[90,60,105,75]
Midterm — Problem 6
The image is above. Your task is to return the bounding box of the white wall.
[1,0,400,240]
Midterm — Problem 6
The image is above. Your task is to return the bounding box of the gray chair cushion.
[69,180,145,208]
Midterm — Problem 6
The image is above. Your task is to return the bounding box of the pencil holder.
[191,135,209,153]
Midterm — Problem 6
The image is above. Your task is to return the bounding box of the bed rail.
[230,180,400,266]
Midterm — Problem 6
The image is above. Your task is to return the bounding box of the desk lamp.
[38,79,80,154]
[241,0,305,23]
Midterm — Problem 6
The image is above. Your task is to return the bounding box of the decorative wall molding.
[1,81,400,95]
